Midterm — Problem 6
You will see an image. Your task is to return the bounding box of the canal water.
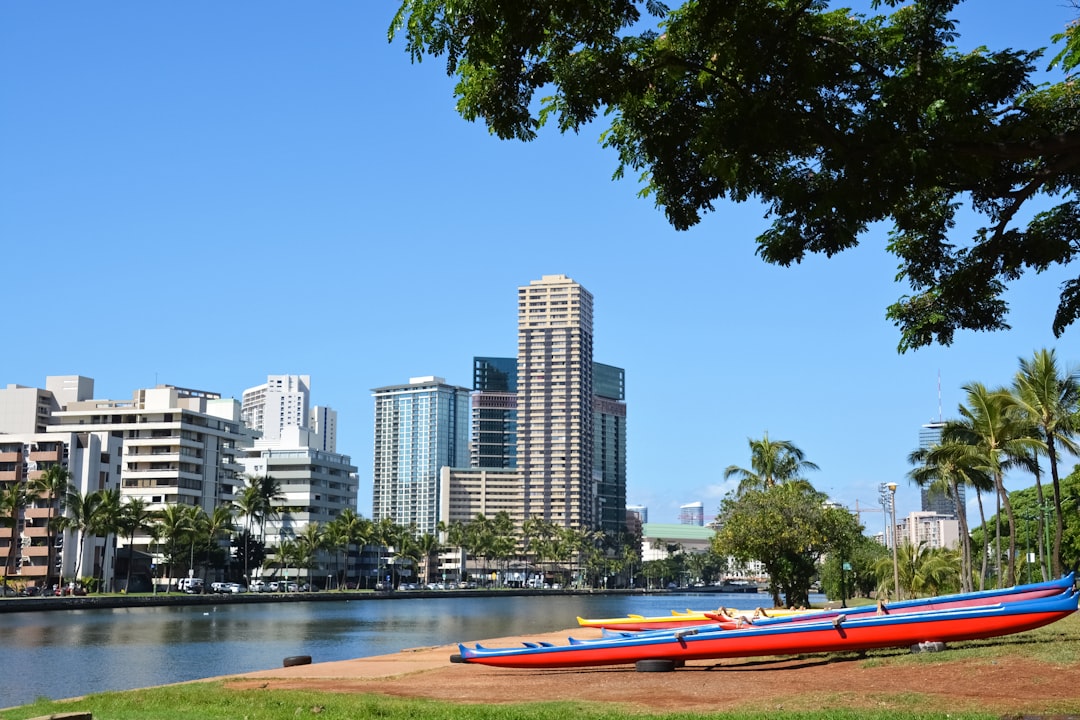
[1,591,818,708]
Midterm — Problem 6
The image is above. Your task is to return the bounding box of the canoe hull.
[578,573,1075,631]
[461,591,1078,669]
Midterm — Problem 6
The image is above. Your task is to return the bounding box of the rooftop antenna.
[937,370,942,422]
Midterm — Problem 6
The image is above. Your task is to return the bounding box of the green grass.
[0,685,1004,720]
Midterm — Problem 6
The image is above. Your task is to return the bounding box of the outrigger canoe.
[577,606,810,631]
[454,589,1078,669]
[576,573,1075,632]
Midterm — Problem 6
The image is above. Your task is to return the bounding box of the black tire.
[449,653,465,663]
[283,655,312,667]
[635,659,677,673]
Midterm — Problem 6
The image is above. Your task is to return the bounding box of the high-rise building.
[241,374,311,444]
[471,357,518,469]
[372,376,470,534]
[308,405,338,453]
[679,502,705,526]
[626,504,648,524]
[593,362,627,535]
[517,274,595,530]
[918,421,966,518]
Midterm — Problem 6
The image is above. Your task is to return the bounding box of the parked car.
[249,580,267,592]
[178,578,204,594]
[223,582,247,593]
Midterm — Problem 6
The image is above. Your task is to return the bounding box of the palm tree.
[233,483,263,583]
[944,383,1042,587]
[373,518,401,588]
[93,489,125,592]
[116,497,154,592]
[28,464,73,589]
[54,487,106,586]
[202,505,236,580]
[153,504,198,590]
[0,481,29,594]
[328,509,369,589]
[724,432,819,493]
[415,531,441,586]
[908,442,993,592]
[296,521,325,586]
[1011,349,1080,578]
[875,539,962,599]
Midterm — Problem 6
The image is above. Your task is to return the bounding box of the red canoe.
[456,590,1078,669]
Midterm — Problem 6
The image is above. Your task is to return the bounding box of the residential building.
[897,510,960,550]
[679,501,705,526]
[517,274,595,531]
[593,362,627,535]
[471,357,518,469]
[0,376,121,588]
[241,374,311,445]
[626,504,648,524]
[237,426,358,547]
[308,405,338,453]
[49,385,248,517]
[372,376,470,534]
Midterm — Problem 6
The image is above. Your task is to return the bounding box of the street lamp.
[887,482,900,601]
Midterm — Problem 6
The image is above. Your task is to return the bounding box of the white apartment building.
[237,425,358,547]
[895,511,961,551]
[308,405,338,453]
[49,385,248,515]
[241,374,311,444]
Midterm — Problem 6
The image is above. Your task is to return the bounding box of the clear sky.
[2,2,1078,527]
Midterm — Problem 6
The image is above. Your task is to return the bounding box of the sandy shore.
[215,625,1080,715]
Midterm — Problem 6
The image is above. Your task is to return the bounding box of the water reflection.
[0,592,811,708]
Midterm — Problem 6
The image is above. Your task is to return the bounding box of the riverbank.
[0,586,655,614]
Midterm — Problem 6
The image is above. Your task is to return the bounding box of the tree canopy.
[713,482,863,607]
[391,0,1080,351]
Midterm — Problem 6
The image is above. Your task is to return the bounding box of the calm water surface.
[1,592,816,708]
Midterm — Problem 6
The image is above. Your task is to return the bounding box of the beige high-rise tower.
[517,274,595,530]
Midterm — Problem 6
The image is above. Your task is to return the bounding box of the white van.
[178,578,204,594]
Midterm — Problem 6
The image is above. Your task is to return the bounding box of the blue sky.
[2,2,1078,527]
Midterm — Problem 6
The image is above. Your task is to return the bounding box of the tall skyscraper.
[517,274,595,530]
[241,374,311,444]
[593,362,627,535]
[372,376,470,534]
[471,357,518,469]
[918,421,966,519]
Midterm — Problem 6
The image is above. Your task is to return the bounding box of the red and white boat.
[456,589,1078,669]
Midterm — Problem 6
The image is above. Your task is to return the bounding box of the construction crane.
[854,499,884,526]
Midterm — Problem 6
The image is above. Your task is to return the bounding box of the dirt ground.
[222,626,1080,716]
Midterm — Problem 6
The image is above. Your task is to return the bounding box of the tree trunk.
[951,478,973,592]
[996,471,1018,587]
[1047,438,1065,578]
[976,491,988,591]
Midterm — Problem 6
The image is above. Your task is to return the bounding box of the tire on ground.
[283,655,312,667]
[635,659,677,672]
